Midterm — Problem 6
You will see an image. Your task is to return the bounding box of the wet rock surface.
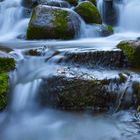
[74,1,102,24]
[23,46,139,112]
[26,5,81,40]
[117,40,140,68]
[37,67,140,112]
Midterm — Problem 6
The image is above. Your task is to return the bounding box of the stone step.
[36,68,140,112]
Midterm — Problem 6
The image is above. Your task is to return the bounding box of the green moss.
[106,25,113,33]
[26,7,74,40]
[0,57,15,110]
[117,42,140,67]
[74,1,102,24]
[52,10,68,39]
[0,72,8,110]
[0,58,15,72]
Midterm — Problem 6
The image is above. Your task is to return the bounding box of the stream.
[0,0,140,140]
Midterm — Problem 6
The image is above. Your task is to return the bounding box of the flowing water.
[0,0,140,140]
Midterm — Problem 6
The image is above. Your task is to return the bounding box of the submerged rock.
[74,1,102,24]
[97,24,114,37]
[26,5,81,40]
[117,40,140,67]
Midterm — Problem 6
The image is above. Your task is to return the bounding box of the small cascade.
[119,0,140,32]
[97,0,104,21]
[0,0,29,41]
[11,79,42,112]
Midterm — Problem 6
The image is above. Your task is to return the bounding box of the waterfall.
[119,0,140,32]
[97,0,104,22]
[0,0,29,41]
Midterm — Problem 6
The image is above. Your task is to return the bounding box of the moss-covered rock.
[74,1,102,24]
[0,58,15,72]
[97,24,114,37]
[0,56,15,110]
[26,5,80,40]
[0,73,8,110]
[117,40,140,67]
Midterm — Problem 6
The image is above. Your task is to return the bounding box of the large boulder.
[117,40,140,67]
[26,5,81,40]
[74,1,102,24]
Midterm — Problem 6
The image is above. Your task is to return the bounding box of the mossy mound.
[0,57,15,110]
[0,58,15,72]
[26,5,80,40]
[74,1,102,24]
[117,40,140,67]
[0,73,8,110]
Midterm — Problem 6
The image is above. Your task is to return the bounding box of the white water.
[0,0,29,41]
[0,0,140,140]
[119,0,140,32]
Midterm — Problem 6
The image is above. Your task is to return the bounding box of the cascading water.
[119,0,140,32]
[0,0,29,41]
[1,0,140,140]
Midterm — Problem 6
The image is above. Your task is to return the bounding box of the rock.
[26,5,81,40]
[0,57,15,72]
[46,0,70,8]
[74,1,102,24]
[21,0,38,9]
[59,50,127,68]
[0,73,8,110]
[22,0,70,8]
[132,81,140,107]
[117,40,140,67]
[37,76,116,111]
[65,0,78,6]
[97,24,114,37]
[0,56,15,110]
[37,71,137,112]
